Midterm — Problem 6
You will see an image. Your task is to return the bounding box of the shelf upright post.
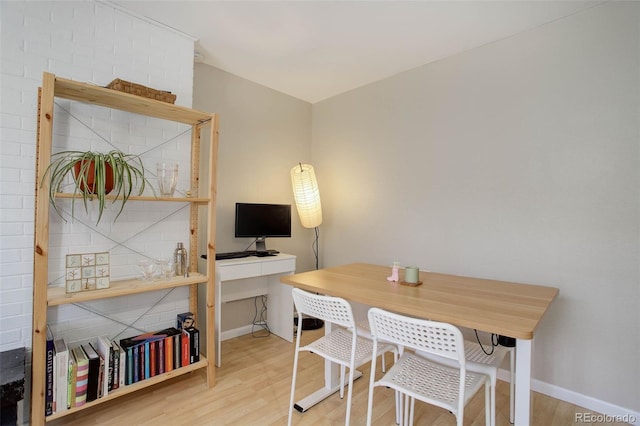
[31,72,56,425]
[206,113,219,387]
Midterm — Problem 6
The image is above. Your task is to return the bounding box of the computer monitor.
[234,203,291,253]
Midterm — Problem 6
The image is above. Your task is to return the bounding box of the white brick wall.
[0,0,197,369]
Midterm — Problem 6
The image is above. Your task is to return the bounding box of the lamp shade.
[290,164,322,228]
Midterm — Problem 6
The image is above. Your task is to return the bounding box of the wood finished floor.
[49,328,615,425]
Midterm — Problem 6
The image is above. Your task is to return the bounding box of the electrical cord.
[474,329,499,355]
[251,295,270,338]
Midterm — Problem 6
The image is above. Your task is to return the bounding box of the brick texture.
[0,1,197,356]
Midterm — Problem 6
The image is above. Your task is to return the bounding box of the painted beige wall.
[193,64,314,333]
[312,1,638,413]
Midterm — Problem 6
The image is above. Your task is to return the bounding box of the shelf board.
[48,273,208,306]
[54,76,213,125]
[45,357,209,422]
[54,193,209,204]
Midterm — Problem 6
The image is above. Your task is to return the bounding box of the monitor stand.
[255,237,267,253]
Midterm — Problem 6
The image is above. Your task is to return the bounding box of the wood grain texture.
[47,330,614,425]
[281,263,559,339]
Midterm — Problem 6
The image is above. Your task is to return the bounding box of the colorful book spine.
[173,333,180,368]
[158,339,164,375]
[181,330,190,367]
[54,338,69,413]
[185,327,200,364]
[117,342,125,388]
[95,336,111,397]
[133,345,139,383]
[144,342,150,379]
[125,345,133,385]
[45,326,55,416]
[164,335,173,372]
[72,346,88,407]
[67,355,77,409]
[109,342,120,392]
[81,343,99,402]
[90,342,105,399]
[150,340,156,377]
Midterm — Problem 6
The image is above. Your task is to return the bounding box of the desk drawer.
[261,258,296,275]
[217,262,262,281]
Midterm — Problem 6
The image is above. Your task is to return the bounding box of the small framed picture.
[66,252,110,293]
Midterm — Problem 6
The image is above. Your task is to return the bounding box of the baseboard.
[220,325,256,342]
[497,369,639,425]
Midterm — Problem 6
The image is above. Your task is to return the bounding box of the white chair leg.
[409,397,415,426]
[345,367,355,425]
[485,381,491,426]
[366,355,378,426]
[287,349,300,426]
[403,394,410,426]
[489,372,497,426]
[340,365,346,398]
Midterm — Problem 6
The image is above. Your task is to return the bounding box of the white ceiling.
[113,1,601,103]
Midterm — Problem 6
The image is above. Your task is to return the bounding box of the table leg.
[514,338,532,425]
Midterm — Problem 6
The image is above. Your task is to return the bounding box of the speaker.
[293,317,324,330]
[498,335,516,347]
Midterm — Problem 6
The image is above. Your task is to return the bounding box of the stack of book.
[119,327,194,385]
[44,320,200,417]
[44,328,126,416]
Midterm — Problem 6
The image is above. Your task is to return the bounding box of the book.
[94,337,111,397]
[138,343,146,380]
[181,330,190,367]
[112,340,125,389]
[124,344,133,385]
[118,338,137,385]
[164,334,173,372]
[67,353,77,409]
[177,312,194,330]
[173,332,181,368]
[150,340,156,377]
[184,327,200,364]
[45,325,55,416]
[110,340,119,390]
[132,344,140,383]
[53,338,69,413]
[89,342,105,398]
[158,338,164,375]
[144,341,150,379]
[72,346,88,407]
[82,343,100,402]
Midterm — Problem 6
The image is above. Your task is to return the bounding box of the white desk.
[215,253,296,366]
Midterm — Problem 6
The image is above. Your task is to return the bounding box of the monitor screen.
[235,203,292,240]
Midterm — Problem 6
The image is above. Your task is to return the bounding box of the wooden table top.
[281,263,559,339]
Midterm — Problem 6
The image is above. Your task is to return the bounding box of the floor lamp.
[290,163,324,330]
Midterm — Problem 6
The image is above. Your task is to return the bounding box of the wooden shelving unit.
[31,72,219,424]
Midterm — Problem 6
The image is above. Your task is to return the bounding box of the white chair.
[288,288,395,426]
[418,340,514,425]
[357,319,402,424]
[356,319,396,372]
[465,341,514,425]
[366,308,491,426]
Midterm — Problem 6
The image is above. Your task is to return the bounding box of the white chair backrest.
[368,307,465,365]
[292,287,355,329]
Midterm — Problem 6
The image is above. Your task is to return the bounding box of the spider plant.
[41,150,150,224]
